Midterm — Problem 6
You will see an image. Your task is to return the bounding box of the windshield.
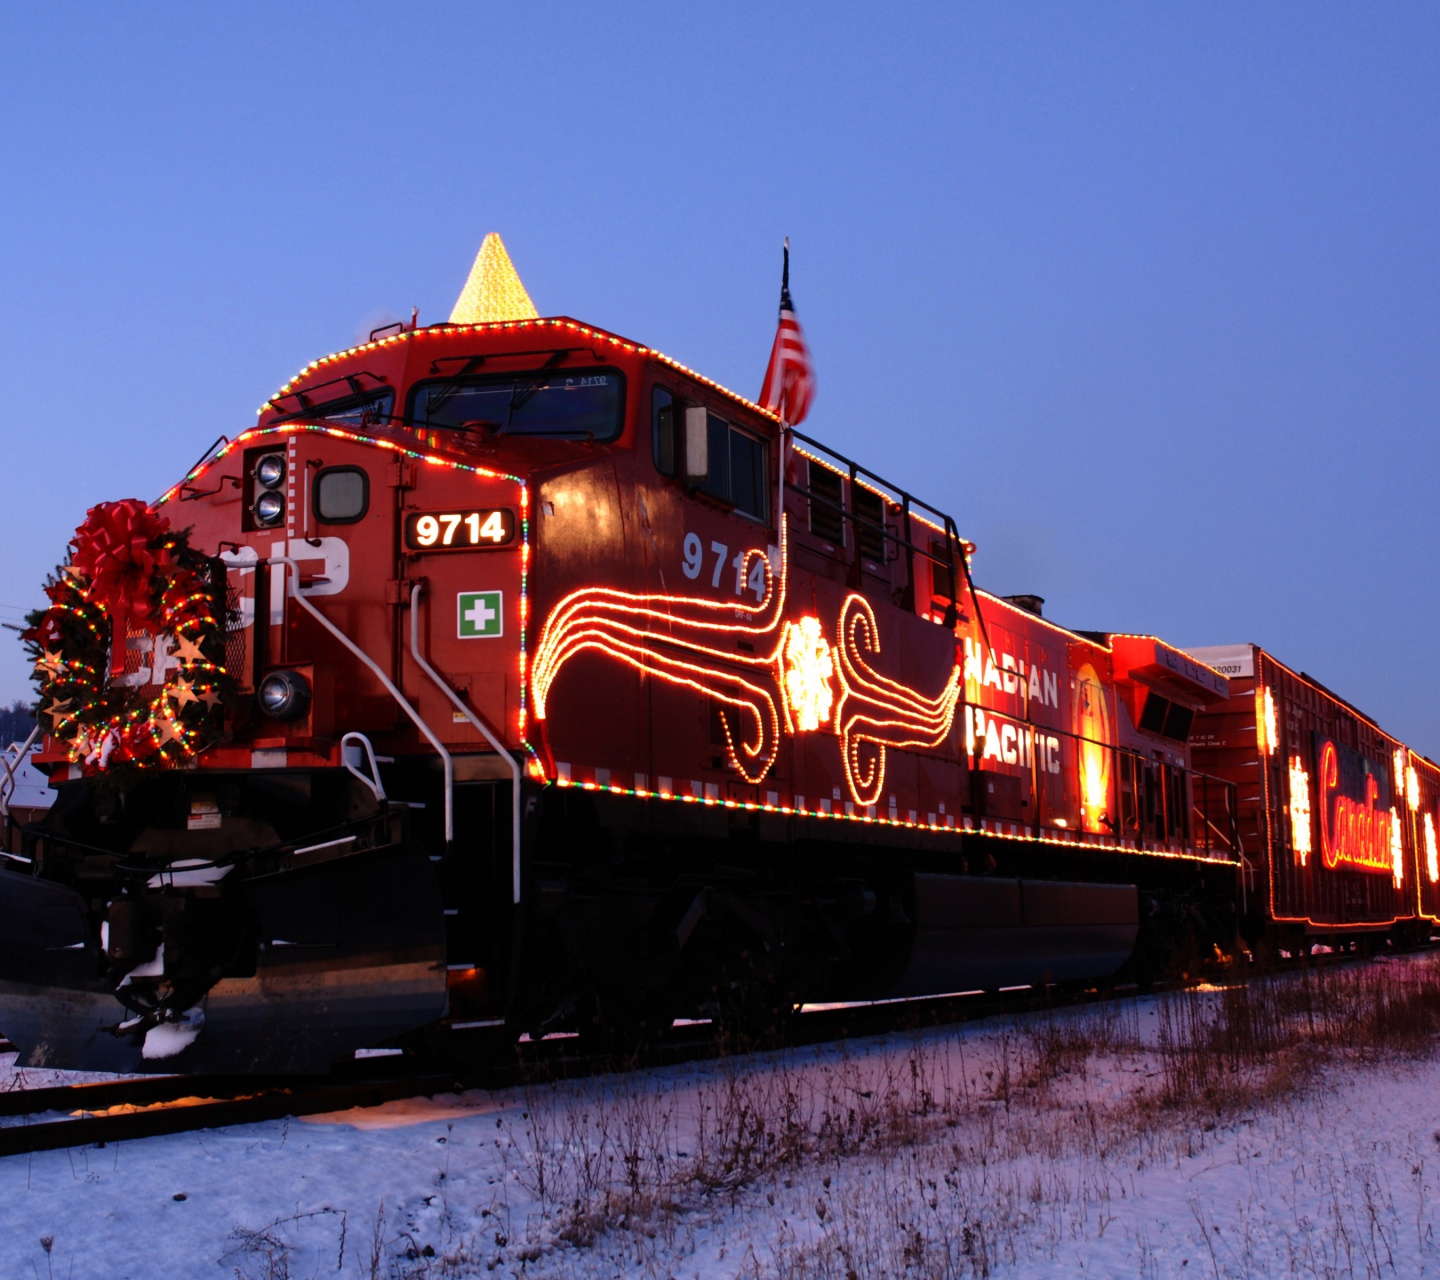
[273,389,394,428]
[406,370,624,441]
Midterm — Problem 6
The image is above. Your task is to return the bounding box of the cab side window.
[653,387,676,475]
[700,414,769,523]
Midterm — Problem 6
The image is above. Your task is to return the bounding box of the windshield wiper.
[500,350,570,433]
[423,357,487,420]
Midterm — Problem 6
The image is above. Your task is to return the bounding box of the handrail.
[0,724,42,819]
[340,732,387,804]
[967,700,1241,861]
[409,582,523,905]
[789,428,958,536]
[270,556,454,843]
[786,427,983,636]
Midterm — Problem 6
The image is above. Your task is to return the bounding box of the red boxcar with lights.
[0,302,1252,1073]
[1188,644,1439,946]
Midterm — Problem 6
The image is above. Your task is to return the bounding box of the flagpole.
[776,238,791,540]
[776,417,789,543]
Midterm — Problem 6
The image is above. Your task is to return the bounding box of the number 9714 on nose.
[404,508,515,551]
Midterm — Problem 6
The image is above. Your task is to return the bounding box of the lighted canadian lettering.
[1317,738,1399,879]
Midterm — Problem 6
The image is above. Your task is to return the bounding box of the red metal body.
[30,316,1249,869]
[6,314,1266,1073]
[38,317,1240,874]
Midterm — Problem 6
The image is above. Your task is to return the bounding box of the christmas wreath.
[25,499,233,778]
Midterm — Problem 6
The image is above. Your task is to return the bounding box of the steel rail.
[0,948,1390,1160]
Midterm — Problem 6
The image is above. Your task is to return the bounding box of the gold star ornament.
[36,649,65,675]
[172,634,207,665]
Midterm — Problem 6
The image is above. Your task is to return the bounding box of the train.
[0,237,1431,1074]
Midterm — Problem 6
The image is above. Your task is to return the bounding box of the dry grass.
[219,953,1440,1277]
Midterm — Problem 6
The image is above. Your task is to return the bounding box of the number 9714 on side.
[404,508,516,551]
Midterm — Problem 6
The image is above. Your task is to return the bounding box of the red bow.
[69,500,173,621]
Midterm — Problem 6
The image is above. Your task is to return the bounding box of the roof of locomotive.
[258,312,1237,697]
[261,316,780,427]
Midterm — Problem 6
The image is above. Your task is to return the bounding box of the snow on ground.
[5,957,1440,1278]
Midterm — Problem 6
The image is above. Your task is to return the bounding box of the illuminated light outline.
[1426,813,1438,885]
[1409,753,1440,920]
[156,422,525,506]
[533,531,967,804]
[531,525,789,784]
[1257,686,1277,756]
[1073,662,1112,835]
[779,615,834,733]
[1317,739,1400,879]
[1288,754,1312,867]
[831,594,962,807]
[153,421,535,763]
[1391,807,1405,889]
[541,773,1240,865]
[262,317,780,427]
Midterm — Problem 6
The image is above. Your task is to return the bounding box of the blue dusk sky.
[1,5,1437,750]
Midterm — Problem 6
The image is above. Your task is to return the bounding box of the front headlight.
[253,490,285,526]
[258,669,310,720]
[255,453,286,488]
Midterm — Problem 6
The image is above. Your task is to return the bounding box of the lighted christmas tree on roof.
[449,233,538,324]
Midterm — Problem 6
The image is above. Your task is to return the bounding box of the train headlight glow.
[258,669,310,720]
[253,491,285,526]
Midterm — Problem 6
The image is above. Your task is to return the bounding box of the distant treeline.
[0,698,37,745]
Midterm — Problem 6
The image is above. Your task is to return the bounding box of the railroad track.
[0,951,1386,1159]
[0,1070,464,1158]
[0,1024,726,1159]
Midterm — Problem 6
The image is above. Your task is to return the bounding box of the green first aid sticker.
[458,591,504,639]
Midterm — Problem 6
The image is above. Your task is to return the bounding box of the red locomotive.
[0,239,1419,1073]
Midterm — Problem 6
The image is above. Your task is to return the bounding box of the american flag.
[759,239,815,425]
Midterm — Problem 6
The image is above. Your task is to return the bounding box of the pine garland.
[25,500,233,782]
